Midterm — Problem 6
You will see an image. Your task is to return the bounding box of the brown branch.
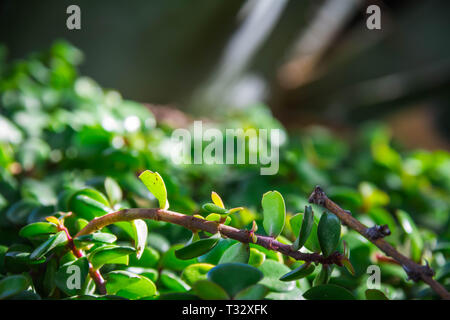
[76,208,345,266]
[308,186,450,300]
[58,222,106,295]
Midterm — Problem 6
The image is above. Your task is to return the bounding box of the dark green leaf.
[280,263,315,281]
[175,238,219,260]
[192,280,229,300]
[208,263,263,298]
[303,284,356,300]
[292,205,314,251]
[0,275,30,300]
[317,212,341,257]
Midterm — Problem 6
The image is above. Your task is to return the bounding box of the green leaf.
[19,222,58,239]
[396,209,423,262]
[303,284,356,300]
[208,263,263,298]
[261,190,286,238]
[202,203,229,215]
[292,205,314,251]
[89,245,135,269]
[29,231,68,260]
[258,259,295,292]
[234,284,268,300]
[126,267,159,282]
[73,232,117,246]
[317,212,341,257]
[0,275,30,300]
[280,263,315,281]
[138,170,169,209]
[192,279,229,300]
[313,264,333,286]
[218,242,250,264]
[105,270,156,300]
[175,238,219,260]
[181,263,214,287]
[6,200,39,225]
[160,270,190,292]
[131,219,148,259]
[68,188,111,220]
[290,212,321,252]
[129,246,160,268]
[55,257,90,296]
[104,177,122,205]
[248,248,265,267]
[365,289,389,300]
[160,244,197,271]
[197,239,235,265]
[43,258,58,296]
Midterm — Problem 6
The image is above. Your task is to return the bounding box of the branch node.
[365,224,391,240]
[308,185,327,206]
[403,261,435,282]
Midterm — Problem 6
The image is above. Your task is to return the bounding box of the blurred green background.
[0,0,449,300]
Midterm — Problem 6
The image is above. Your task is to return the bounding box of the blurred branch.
[308,186,450,300]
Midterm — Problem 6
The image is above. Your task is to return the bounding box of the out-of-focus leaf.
[160,270,190,292]
[258,260,295,292]
[192,280,229,300]
[68,188,111,220]
[396,210,423,262]
[248,248,265,267]
[0,275,30,300]
[181,263,214,287]
[234,284,268,300]
[104,177,122,205]
[313,264,333,286]
[208,263,263,298]
[218,242,249,264]
[211,191,225,208]
[160,244,197,271]
[303,284,356,300]
[365,289,389,300]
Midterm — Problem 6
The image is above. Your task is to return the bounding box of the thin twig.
[58,222,107,295]
[76,208,345,266]
[308,185,450,300]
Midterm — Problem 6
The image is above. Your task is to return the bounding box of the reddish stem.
[57,223,107,295]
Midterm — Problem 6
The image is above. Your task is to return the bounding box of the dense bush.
[0,42,449,300]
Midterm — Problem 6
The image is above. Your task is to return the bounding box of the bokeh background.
[0,0,449,300]
[2,0,450,150]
